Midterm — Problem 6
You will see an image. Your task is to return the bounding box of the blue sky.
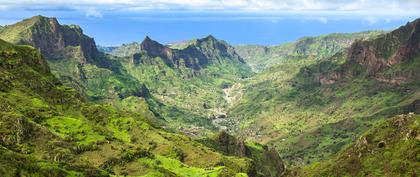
[0,0,419,46]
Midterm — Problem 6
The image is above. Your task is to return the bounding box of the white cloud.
[0,0,419,18]
[85,7,103,18]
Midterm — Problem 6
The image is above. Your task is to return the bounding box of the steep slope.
[0,15,147,101]
[309,19,420,84]
[112,36,253,133]
[235,31,383,72]
[228,19,420,166]
[0,38,267,176]
[0,15,97,62]
[289,113,420,177]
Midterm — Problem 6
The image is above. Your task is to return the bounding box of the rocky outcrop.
[0,15,98,63]
[305,18,420,85]
[216,131,248,156]
[209,131,285,177]
[119,35,247,70]
[347,19,419,76]
[0,16,150,100]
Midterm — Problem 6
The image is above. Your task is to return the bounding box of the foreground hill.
[288,113,419,176]
[235,31,383,72]
[227,18,420,166]
[0,38,284,176]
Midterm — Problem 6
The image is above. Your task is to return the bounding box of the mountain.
[235,31,383,72]
[108,35,253,133]
[226,19,420,166]
[113,35,247,70]
[0,15,97,62]
[0,36,283,176]
[307,19,420,84]
[0,15,148,101]
[288,113,419,176]
[0,15,253,133]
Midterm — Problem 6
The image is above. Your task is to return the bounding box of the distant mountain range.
[235,31,384,72]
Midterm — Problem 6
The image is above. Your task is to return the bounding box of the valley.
[0,15,419,177]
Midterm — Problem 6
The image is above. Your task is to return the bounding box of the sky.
[0,0,419,46]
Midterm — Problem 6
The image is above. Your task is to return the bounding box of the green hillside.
[0,37,283,176]
[0,16,148,101]
[1,14,419,177]
[288,113,420,177]
[108,35,253,133]
[227,19,420,166]
[235,31,383,72]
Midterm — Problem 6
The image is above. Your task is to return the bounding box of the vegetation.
[0,38,262,176]
[228,19,420,167]
[288,113,420,177]
[235,30,383,72]
[1,14,419,177]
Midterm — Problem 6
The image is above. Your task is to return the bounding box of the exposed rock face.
[121,35,246,70]
[0,16,150,100]
[306,18,420,85]
[212,131,285,177]
[347,19,420,77]
[216,131,248,157]
[235,31,383,72]
[0,15,98,63]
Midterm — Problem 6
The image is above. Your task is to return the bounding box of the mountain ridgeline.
[0,14,419,177]
[0,15,98,62]
[308,19,420,84]
[235,30,383,72]
[0,15,148,101]
[101,34,253,132]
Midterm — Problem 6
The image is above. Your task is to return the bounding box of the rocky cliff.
[111,35,247,70]
[235,31,383,72]
[0,15,98,63]
[0,15,149,100]
[302,19,420,85]
[200,131,285,177]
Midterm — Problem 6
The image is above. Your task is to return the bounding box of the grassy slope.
[0,39,256,176]
[112,38,254,134]
[229,27,419,166]
[288,114,420,177]
[0,16,147,102]
[235,31,383,72]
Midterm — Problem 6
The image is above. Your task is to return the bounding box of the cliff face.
[115,35,247,70]
[305,19,420,85]
[0,15,98,63]
[0,16,149,100]
[235,31,383,72]
[207,131,285,177]
[347,19,420,76]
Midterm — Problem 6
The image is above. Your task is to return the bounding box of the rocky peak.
[188,35,245,64]
[0,15,99,63]
[139,36,174,66]
[133,35,246,70]
[140,36,170,55]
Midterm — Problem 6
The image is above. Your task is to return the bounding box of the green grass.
[290,114,420,177]
[0,38,259,177]
[228,52,420,166]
